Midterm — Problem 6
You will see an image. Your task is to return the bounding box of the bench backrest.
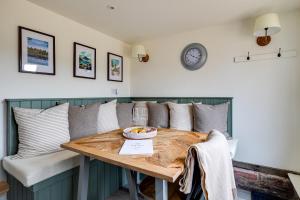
[6,97,233,156]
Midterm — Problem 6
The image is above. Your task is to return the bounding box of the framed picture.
[19,26,55,75]
[73,42,96,79]
[107,52,123,82]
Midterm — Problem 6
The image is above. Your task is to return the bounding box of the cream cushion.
[168,102,193,131]
[97,100,120,132]
[3,150,79,187]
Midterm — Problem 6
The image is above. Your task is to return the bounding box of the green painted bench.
[5,97,233,200]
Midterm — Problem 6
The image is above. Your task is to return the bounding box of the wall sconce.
[254,13,281,46]
[132,45,149,62]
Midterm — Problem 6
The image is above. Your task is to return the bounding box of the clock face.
[181,43,207,71]
[185,48,201,65]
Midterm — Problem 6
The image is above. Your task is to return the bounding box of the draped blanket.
[179,130,237,200]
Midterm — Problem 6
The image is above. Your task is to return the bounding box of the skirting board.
[233,161,299,200]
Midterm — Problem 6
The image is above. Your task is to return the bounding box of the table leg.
[155,178,168,200]
[77,155,90,200]
[125,169,138,200]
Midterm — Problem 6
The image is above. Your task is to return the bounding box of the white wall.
[131,11,300,172]
[0,1,131,197]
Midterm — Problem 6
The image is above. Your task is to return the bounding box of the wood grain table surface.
[62,128,208,183]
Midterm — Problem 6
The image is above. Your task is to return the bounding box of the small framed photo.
[19,26,55,75]
[107,52,123,82]
[73,42,96,79]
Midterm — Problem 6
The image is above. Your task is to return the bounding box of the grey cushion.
[117,103,134,128]
[193,102,229,134]
[69,103,100,140]
[147,103,169,128]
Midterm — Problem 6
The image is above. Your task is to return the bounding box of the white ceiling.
[28,0,300,44]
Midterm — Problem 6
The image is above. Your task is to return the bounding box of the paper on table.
[119,139,153,155]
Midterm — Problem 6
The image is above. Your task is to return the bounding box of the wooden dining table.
[61,128,208,200]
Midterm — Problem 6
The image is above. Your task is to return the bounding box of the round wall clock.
[181,43,207,71]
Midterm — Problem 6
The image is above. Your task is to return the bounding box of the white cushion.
[97,100,120,132]
[3,150,79,187]
[227,139,238,159]
[168,102,193,131]
[13,103,70,158]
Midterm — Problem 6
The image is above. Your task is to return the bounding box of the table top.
[61,128,208,182]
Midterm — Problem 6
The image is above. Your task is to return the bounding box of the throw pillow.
[193,102,229,135]
[147,102,169,128]
[69,103,100,140]
[132,101,157,126]
[117,103,134,128]
[168,102,193,131]
[97,100,120,132]
[13,103,70,158]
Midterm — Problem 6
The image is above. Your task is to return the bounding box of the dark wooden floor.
[252,191,286,200]
[107,188,254,200]
[106,188,292,200]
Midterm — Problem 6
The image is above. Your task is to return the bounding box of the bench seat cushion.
[3,150,79,187]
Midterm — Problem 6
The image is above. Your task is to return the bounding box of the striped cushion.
[13,103,70,159]
[132,101,157,126]
[97,100,120,132]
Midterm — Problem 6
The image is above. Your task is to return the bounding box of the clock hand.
[189,54,200,59]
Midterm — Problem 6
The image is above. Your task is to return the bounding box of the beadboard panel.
[7,160,121,200]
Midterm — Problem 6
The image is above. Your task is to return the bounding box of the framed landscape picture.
[19,26,55,75]
[107,52,123,82]
[73,42,96,79]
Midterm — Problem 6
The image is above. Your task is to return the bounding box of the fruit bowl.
[123,127,157,139]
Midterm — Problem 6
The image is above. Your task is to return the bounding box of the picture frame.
[19,26,55,75]
[107,52,123,82]
[73,42,96,79]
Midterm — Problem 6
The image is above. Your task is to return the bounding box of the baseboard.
[233,161,299,200]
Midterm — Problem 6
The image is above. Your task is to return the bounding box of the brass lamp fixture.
[254,13,281,46]
[132,45,149,62]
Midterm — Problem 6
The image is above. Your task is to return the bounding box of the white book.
[119,139,153,155]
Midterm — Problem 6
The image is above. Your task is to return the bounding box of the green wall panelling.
[74,99,82,106]
[31,101,41,109]
[7,175,33,200]
[7,160,120,200]
[20,101,31,108]
[81,99,89,105]
[7,101,20,155]
[88,161,98,199]
[41,101,51,109]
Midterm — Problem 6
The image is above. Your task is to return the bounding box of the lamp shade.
[254,13,281,37]
[132,45,146,58]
